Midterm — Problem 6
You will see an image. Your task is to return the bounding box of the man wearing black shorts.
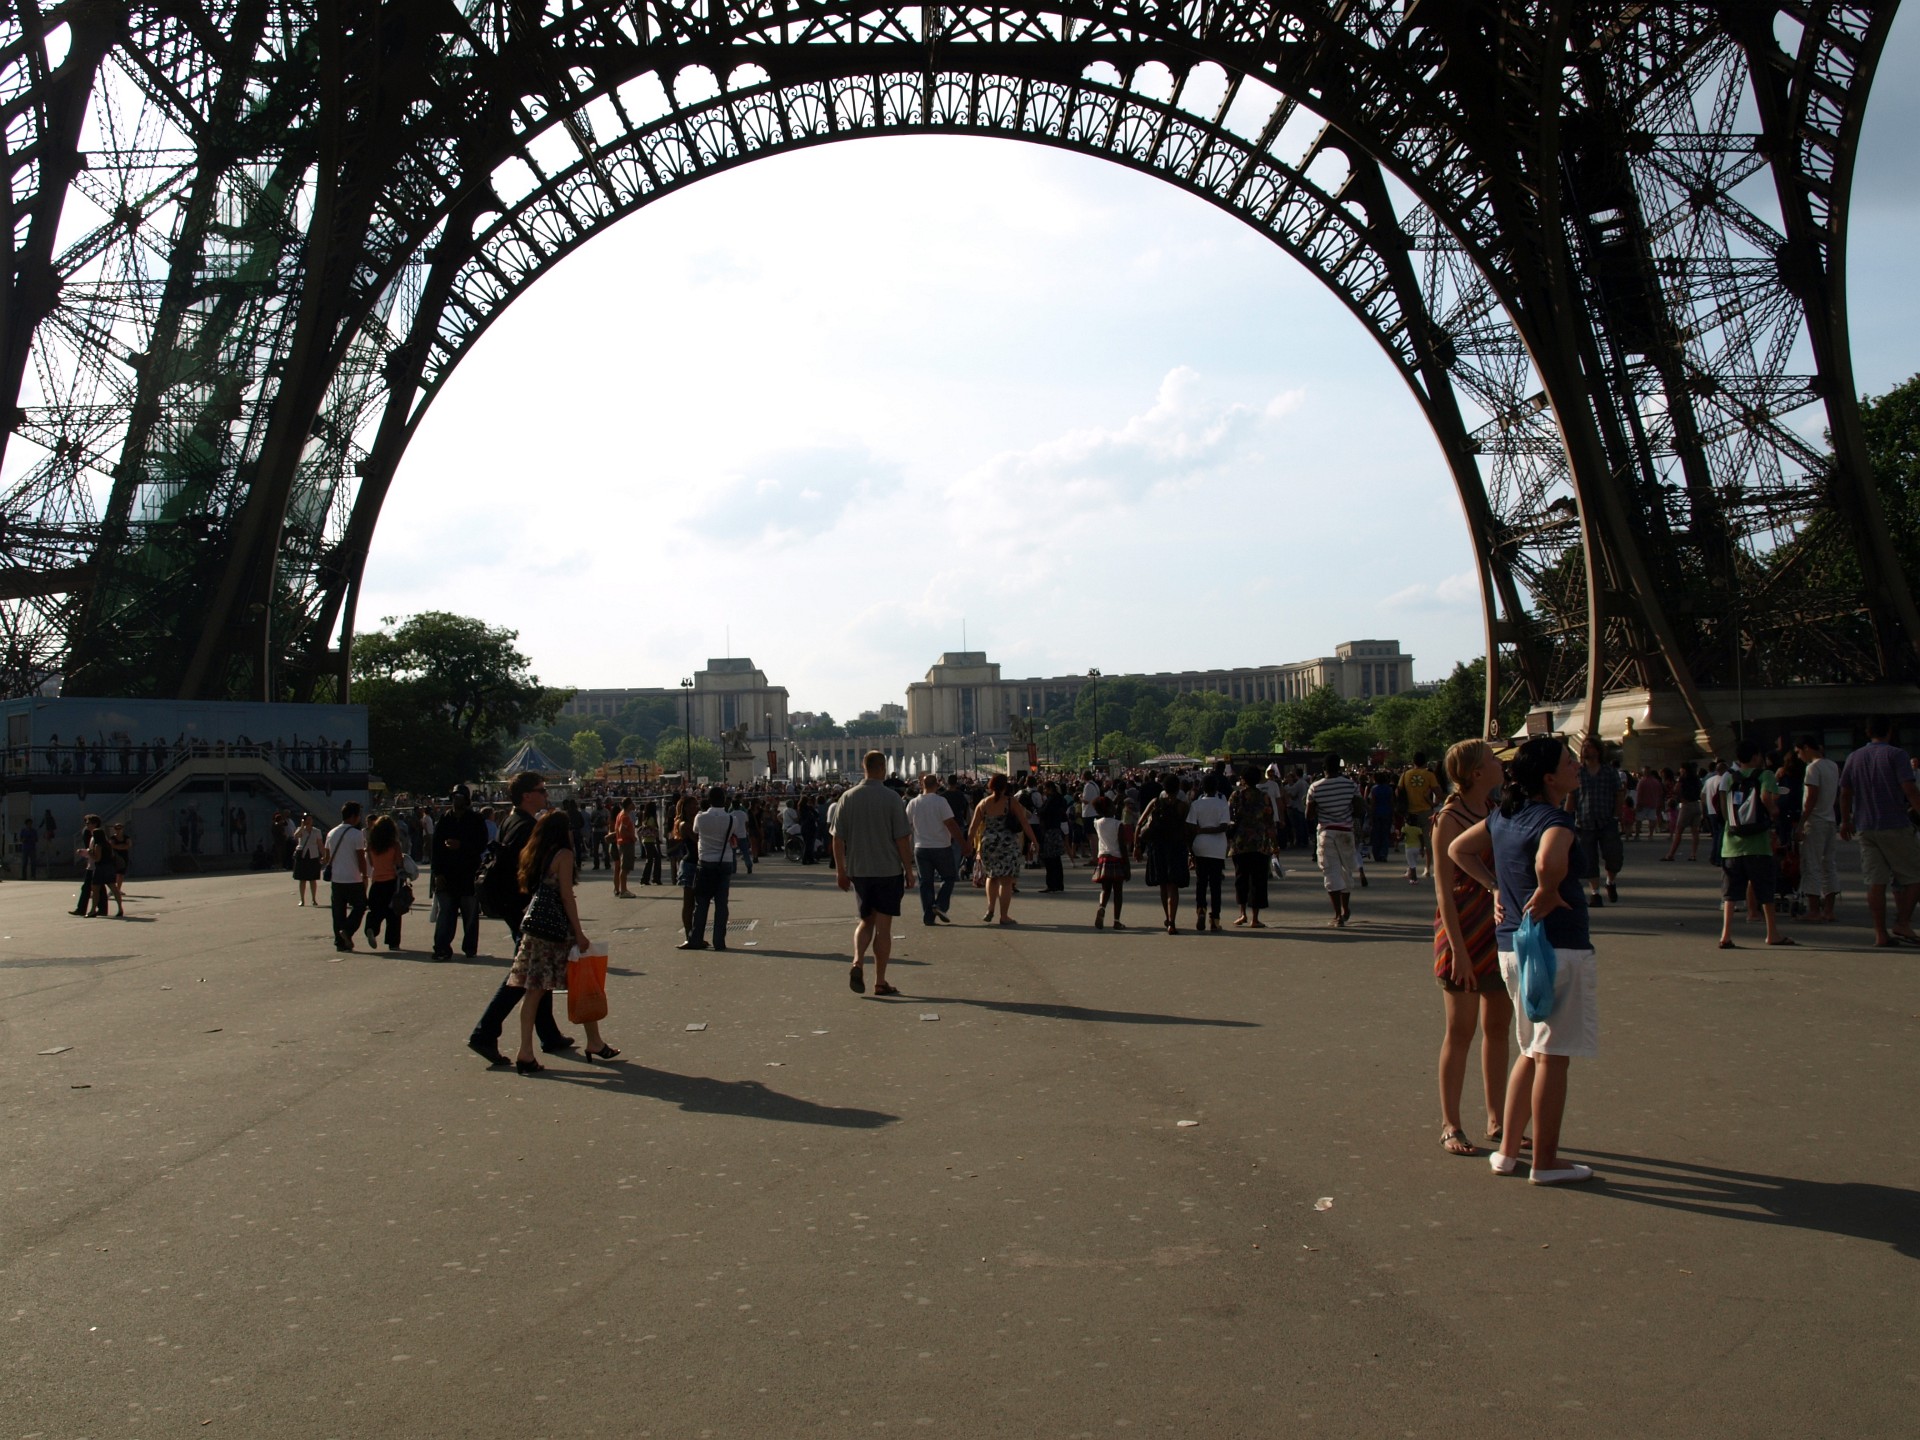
[831,750,916,997]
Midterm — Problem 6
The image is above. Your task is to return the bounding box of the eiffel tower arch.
[3,4,1912,749]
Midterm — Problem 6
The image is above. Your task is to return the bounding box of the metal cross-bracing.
[0,2,1908,748]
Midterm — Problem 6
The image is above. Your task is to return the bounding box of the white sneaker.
[1529,1163,1595,1186]
[1488,1151,1522,1175]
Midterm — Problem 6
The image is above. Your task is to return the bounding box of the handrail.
[97,751,352,829]
[3,739,360,782]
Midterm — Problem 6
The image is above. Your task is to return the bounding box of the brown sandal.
[1441,1126,1478,1156]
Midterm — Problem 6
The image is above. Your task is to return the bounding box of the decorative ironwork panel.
[0,1,1905,745]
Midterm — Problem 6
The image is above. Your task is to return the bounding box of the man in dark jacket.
[466,771,574,1065]
[431,785,488,960]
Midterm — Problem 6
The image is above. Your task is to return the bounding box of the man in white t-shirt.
[1796,734,1842,921]
[907,774,965,925]
[322,801,370,952]
[1186,772,1233,932]
[682,788,736,951]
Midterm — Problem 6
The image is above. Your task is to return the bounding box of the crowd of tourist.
[48,711,1907,1186]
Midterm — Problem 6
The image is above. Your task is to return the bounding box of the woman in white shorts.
[1448,735,1597,1186]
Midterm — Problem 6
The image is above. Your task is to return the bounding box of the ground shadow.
[903,994,1258,1028]
[749,946,928,964]
[541,1063,897,1128]
[1566,1149,1920,1260]
[3,952,142,967]
[380,949,502,969]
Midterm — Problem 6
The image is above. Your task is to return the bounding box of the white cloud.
[1381,570,1482,613]
[365,137,1482,711]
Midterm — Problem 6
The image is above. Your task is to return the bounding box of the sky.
[361,14,1919,722]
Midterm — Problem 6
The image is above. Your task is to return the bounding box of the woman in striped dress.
[1431,739,1511,1155]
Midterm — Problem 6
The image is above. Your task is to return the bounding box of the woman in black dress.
[1132,774,1192,934]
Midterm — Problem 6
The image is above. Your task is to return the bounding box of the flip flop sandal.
[1766,936,1799,946]
[1440,1126,1477,1156]
[873,982,901,997]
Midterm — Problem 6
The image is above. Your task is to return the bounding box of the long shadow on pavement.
[902,994,1259,1028]
[1566,1149,1920,1259]
[538,1063,898,1128]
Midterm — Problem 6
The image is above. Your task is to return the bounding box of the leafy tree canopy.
[354,612,565,793]
[1859,374,1920,581]
[614,695,681,749]
[654,732,722,780]
[794,712,845,740]
[529,730,573,767]
[1311,723,1376,763]
[570,729,607,771]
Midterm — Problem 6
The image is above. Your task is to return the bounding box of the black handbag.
[521,878,571,942]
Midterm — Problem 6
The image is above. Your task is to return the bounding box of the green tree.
[529,730,573,767]
[353,612,565,793]
[845,715,902,737]
[1220,702,1279,754]
[1312,723,1376,763]
[615,695,679,748]
[1859,374,1920,582]
[616,733,650,761]
[1425,658,1501,747]
[1127,692,1169,748]
[1095,730,1149,766]
[570,729,606,771]
[1275,685,1354,748]
[794,712,845,740]
[654,731,721,779]
[1163,691,1238,757]
[1365,693,1433,761]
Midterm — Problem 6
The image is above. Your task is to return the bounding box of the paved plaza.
[3,849,1916,1438]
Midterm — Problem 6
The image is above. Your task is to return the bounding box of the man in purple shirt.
[1837,715,1920,947]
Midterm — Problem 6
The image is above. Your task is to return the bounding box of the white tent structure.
[497,741,571,782]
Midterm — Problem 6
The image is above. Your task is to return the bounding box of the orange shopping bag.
[565,944,609,1024]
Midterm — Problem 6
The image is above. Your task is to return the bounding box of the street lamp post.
[764,710,773,782]
[1088,668,1101,771]
[680,677,694,788]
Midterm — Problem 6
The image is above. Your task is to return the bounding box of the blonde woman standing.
[1430,740,1511,1155]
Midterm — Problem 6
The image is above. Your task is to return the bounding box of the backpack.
[1724,770,1771,839]
[478,809,533,919]
[476,839,518,918]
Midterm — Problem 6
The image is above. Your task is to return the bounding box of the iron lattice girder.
[0,2,1909,724]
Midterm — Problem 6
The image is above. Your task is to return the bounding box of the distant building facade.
[564,644,1410,779]
[903,642,1413,740]
[558,659,789,742]
[558,687,674,722]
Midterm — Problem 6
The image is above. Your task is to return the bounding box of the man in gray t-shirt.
[831,751,915,997]
[1837,715,1920,946]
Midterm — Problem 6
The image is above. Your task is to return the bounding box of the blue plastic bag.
[1514,911,1558,1023]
